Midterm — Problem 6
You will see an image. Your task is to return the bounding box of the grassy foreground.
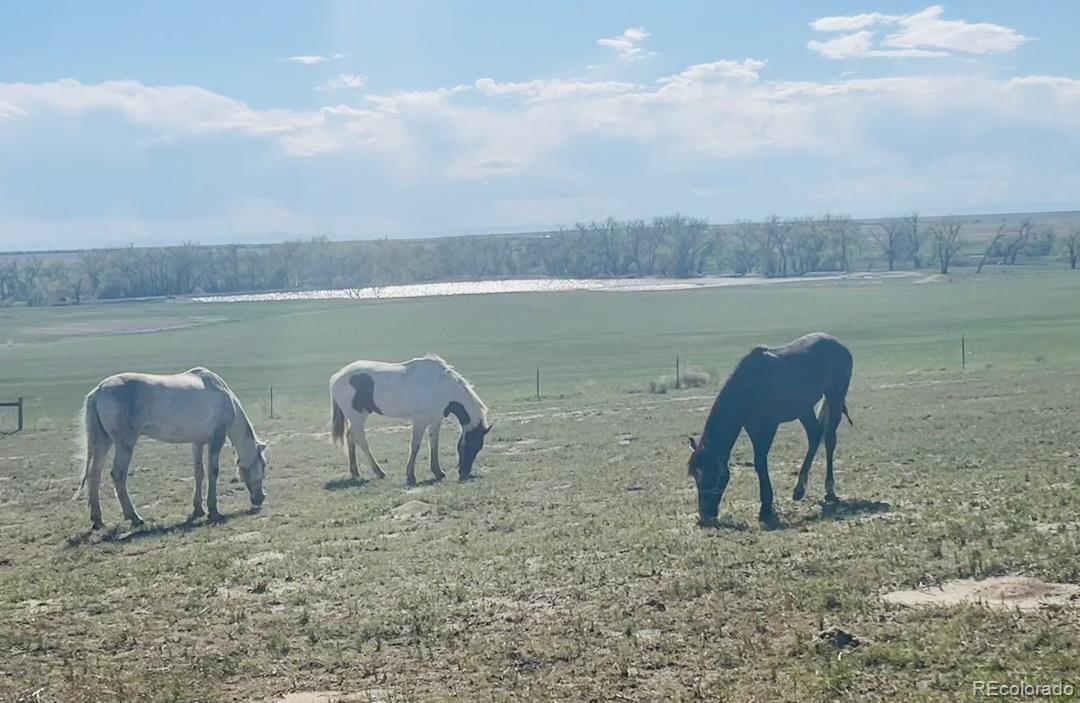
[1,269,1079,701]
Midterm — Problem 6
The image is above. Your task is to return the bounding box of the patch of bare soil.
[883,576,1080,611]
[272,691,392,703]
[389,500,436,519]
[242,551,286,566]
[23,316,220,339]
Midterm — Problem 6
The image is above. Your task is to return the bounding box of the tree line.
[1,213,1077,306]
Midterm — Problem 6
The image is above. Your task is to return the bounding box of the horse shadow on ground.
[64,508,255,548]
[323,476,370,491]
[786,497,892,529]
[701,498,892,532]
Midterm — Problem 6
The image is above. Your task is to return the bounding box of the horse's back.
[93,370,233,442]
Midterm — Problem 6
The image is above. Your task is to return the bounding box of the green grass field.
[1,268,1079,701]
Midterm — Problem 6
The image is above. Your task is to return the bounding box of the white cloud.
[4,54,1080,246]
[808,31,949,59]
[284,55,327,65]
[597,26,653,61]
[884,6,1028,55]
[3,61,1078,187]
[474,77,641,102]
[657,59,767,86]
[811,12,895,32]
[809,5,1027,59]
[316,73,367,92]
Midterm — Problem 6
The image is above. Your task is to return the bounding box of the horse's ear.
[257,441,268,455]
[687,435,698,450]
[483,423,494,435]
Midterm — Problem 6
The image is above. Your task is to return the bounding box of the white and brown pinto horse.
[330,355,491,485]
[77,367,267,529]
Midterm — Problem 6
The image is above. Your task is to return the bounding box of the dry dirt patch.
[22,316,221,339]
[389,499,436,519]
[883,576,1080,611]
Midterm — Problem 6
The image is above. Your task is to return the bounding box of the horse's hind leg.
[110,439,143,526]
[793,405,825,501]
[352,420,386,479]
[87,435,113,530]
[427,421,446,481]
[191,443,206,520]
[823,397,844,501]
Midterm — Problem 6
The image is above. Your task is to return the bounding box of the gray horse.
[76,367,267,529]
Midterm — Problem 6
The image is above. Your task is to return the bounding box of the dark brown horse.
[687,333,853,526]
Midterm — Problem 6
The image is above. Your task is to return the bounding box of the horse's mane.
[422,353,489,421]
[186,367,259,440]
[718,346,770,393]
[703,345,770,439]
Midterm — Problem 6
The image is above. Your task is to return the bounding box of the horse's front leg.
[346,425,360,478]
[405,422,425,487]
[191,443,206,520]
[206,432,227,522]
[749,424,778,525]
[428,421,445,481]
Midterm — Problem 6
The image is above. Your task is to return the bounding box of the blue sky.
[1,2,1077,250]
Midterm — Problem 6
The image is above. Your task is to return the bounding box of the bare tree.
[729,221,759,275]
[1002,218,1034,265]
[929,217,964,274]
[872,220,905,271]
[821,214,857,272]
[976,220,1008,273]
[790,216,826,274]
[1061,228,1080,270]
[903,212,925,269]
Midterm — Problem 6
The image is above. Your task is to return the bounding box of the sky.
[0,1,1078,251]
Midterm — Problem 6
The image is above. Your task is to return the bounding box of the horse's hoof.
[91,520,104,531]
[432,471,446,481]
[405,478,417,488]
[759,512,781,529]
[208,512,224,524]
[129,516,145,527]
[792,485,806,501]
[824,493,839,503]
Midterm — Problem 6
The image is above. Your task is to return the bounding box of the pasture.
[1,268,1079,701]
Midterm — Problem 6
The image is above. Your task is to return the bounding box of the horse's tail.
[841,403,854,427]
[330,393,346,447]
[73,387,107,501]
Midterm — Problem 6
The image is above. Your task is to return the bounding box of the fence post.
[961,335,966,370]
[536,366,541,401]
[17,397,23,432]
[676,355,681,390]
[269,386,274,419]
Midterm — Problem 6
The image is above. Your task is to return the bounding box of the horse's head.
[687,436,730,526]
[457,423,492,479]
[238,441,268,508]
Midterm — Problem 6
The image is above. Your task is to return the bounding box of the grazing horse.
[77,367,268,529]
[330,355,491,486]
[687,333,853,526]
